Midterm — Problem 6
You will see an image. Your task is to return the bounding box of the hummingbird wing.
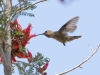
[58,16,79,34]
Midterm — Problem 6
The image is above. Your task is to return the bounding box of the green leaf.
[12,52,50,75]
[21,12,34,17]
[15,30,23,35]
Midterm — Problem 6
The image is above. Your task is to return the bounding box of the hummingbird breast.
[52,31,67,43]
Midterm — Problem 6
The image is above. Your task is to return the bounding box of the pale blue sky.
[1,0,100,75]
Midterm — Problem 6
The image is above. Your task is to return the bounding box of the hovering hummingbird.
[36,16,82,46]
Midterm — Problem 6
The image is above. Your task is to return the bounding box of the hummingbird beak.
[35,33,44,36]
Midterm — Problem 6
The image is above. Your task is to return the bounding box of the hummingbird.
[36,16,82,46]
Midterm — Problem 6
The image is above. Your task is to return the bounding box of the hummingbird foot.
[63,42,66,46]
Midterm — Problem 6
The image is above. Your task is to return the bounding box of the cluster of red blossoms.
[0,19,36,63]
[10,19,36,62]
[37,62,49,75]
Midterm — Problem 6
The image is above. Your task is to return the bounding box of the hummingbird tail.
[68,36,82,41]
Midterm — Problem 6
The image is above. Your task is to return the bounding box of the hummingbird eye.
[45,31,47,33]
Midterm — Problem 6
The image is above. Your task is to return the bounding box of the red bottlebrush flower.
[11,56,16,62]
[10,19,36,62]
[14,19,18,25]
[42,72,47,75]
[23,23,32,35]
[21,34,35,46]
[43,62,49,71]
[27,34,36,41]
[13,24,22,31]
[26,50,32,62]
[10,19,18,28]
[16,52,27,58]
[37,67,44,74]
[10,19,22,31]
[21,41,28,46]
[12,42,19,50]
[27,57,32,62]
[27,50,32,57]
[16,24,22,31]
[10,22,13,28]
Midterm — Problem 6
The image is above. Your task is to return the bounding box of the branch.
[0,0,4,12]
[2,0,12,75]
[11,0,47,20]
[56,44,100,75]
[0,44,8,68]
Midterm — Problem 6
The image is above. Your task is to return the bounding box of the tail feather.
[68,36,82,41]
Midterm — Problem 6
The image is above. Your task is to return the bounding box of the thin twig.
[56,44,100,75]
[12,61,31,66]
[1,0,5,26]
[11,0,47,21]
[1,0,5,8]
[0,1,4,12]
[88,44,93,53]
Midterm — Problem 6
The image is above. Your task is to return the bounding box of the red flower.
[42,72,47,75]
[16,52,27,58]
[27,49,32,57]
[27,57,32,62]
[10,19,35,62]
[15,24,22,31]
[12,41,19,50]
[37,67,44,74]
[26,50,32,62]
[20,41,26,46]
[10,19,18,28]
[23,23,32,35]
[37,62,49,74]
[27,34,36,41]
[21,34,35,46]
[14,19,18,24]
[11,56,16,62]
[43,62,49,71]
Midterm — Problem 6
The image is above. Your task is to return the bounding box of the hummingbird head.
[43,30,54,38]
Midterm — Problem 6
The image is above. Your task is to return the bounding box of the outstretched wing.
[58,16,79,34]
